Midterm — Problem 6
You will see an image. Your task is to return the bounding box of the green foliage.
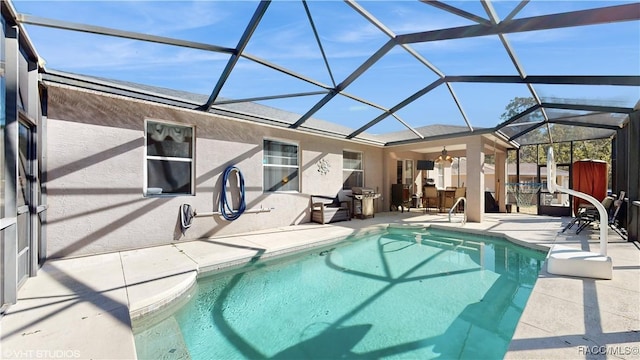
[501,97,612,165]
[501,97,541,163]
[500,97,538,121]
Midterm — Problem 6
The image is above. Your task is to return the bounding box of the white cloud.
[97,1,237,34]
[348,105,370,112]
[35,31,227,72]
[330,24,383,44]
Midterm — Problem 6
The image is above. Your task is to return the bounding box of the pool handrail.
[448,196,467,226]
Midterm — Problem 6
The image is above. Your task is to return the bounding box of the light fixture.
[435,146,453,163]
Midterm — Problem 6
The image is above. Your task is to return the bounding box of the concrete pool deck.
[1,212,638,359]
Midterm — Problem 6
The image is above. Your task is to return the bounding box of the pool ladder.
[448,197,467,226]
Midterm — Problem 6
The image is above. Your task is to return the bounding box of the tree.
[500,97,537,121]
[499,97,612,167]
[500,97,542,163]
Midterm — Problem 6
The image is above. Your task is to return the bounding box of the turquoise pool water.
[133,227,547,359]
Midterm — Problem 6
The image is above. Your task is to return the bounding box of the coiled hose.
[220,165,246,221]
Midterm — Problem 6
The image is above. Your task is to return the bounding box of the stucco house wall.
[45,85,383,258]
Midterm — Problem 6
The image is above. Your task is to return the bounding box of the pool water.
[133,227,547,359]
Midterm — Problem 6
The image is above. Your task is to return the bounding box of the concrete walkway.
[1,212,638,359]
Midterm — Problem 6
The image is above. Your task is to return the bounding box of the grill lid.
[352,187,375,195]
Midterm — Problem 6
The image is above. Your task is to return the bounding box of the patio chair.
[454,187,466,211]
[562,196,614,234]
[443,188,457,210]
[608,191,626,229]
[422,185,439,212]
[575,194,626,234]
[310,195,351,224]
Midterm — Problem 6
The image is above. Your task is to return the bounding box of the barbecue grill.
[351,187,381,219]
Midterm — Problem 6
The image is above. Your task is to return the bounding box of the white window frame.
[263,138,300,193]
[144,119,195,196]
[342,150,364,190]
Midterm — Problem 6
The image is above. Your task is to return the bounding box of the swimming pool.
[133,226,547,359]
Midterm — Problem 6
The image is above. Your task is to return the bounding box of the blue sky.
[12,0,640,135]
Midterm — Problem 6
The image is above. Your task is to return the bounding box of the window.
[263,139,299,192]
[343,150,363,190]
[437,165,445,189]
[396,159,414,192]
[145,120,194,195]
[405,159,414,193]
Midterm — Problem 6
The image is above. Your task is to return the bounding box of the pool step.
[383,230,488,267]
[134,316,191,360]
[419,232,484,251]
[383,232,484,261]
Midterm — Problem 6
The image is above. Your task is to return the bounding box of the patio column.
[495,150,507,212]
[466,137,484,222]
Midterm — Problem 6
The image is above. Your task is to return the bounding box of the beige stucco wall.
[45,85,383,258]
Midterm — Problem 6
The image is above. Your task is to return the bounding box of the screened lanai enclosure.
[8,0,638,142]
[1,0,638,309]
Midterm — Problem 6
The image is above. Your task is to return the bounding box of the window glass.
[343,151,363,190]
[145,120,194,195]
[437,167,444,189]
[17,123,30,254]
[405,159,414,193]
[264,141,298,166]
[146,122,192,158]
[263,139,299,192]
[147,159,192,194]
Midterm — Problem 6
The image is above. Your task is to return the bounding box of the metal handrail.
[448,197,466,225]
